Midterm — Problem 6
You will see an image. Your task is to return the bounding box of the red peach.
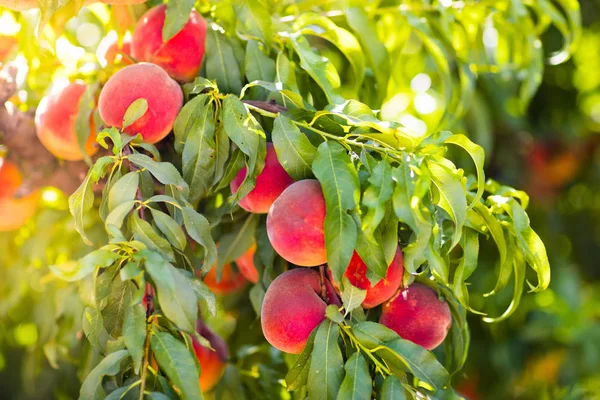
[261,268,340,354]
[98,62,183,144]
[266,180,327,267]
[235,243,259,284]
[35,81,97,161]
[131,4,207,83]
[0,160,39,231]
[230,143,295,214]
[200,263,248,295]
[192,333,227,392]
[379,283,452,350]
[97,34,132,66]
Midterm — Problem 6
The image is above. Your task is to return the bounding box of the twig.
[241,99,288,114]
[319,265,330,304]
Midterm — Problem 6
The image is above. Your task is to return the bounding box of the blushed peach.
[200,264,248,295]
[230,143,295,214]
[379,283,452,350]
[235,243,259,284]
[343,246,404,309]
[98,62,183,144]
[0,160,39,231]
[266,180,326,267]
[35,81,97,161]
[261,268,340,354]
[131,4,207,83]
[193,330,227,392]
[97,34,132,66]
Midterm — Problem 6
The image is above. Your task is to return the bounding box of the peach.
[230,143,295,214]
[35,81,97,161]
[0,35,17,62]
[379,283,452,350]
[98,62,183,144]
[192,327,228,392]
[97,34,132,66]
[342,247,404,309]
[0,160,39,231]
[266,180,327,266]
[235,243,259,284]
[131,5,207,83]
[200,264,248,295]
[261,268,340,354]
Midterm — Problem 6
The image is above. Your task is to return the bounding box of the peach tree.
[0,0,580,399]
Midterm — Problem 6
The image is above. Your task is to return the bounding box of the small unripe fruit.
[379,283,452,350]
[35,81,97,161]
[230,143,295,214]
[261,268,340,354]
[98,62,183,144]
[266,180,327,266]
[132,4,207,83]
[235,243,259,284]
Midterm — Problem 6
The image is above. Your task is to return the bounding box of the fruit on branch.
[200,263,248,295]
[379,283,452,350]
[266,180,327,267]
[98,62,183,144]
[131,4,207,83]
[194,323,228,392]
[97,34,132,66]
[336,246,404,309]
[34,81,97,161]
[230,143,295,214]
[235,243,259,284]
[0,160,39,231]
[261,268,340,354]
[0,36,17,62]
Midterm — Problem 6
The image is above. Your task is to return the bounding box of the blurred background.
[0,1,598,399]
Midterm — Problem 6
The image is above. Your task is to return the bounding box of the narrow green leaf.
[379,376,406,400]
[123,303,146,374]
[234,0,273,48]
[163,0,195,41]
[285,329,317,391]
[74,83,96,164]
[101,279,132,337]
[150,208,187,250]
[205,27,242,94]
[82,307,110,354]
[128,153,189,196]
[108,171,139,213]
[341,277,367,316]
[312,141,360,281]
[271,114,316,180]
[122,98,148,130]
[151,332,203,400]
[216,214,258,279]
[336,352,371,400]
[69,172,94,245]
[181,207,217,271]
[79,350,129,400]
[131,213,175,261]
[105,200,136,231]
[444,134,485,208]
[308,320,344,400]
[361,159,393,235]
[245,40,276,83]
[325,304,344,323]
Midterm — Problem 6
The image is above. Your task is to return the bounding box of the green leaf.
[143,252,197,333]
[308,320,344,400]
[51,249,119,282]
[123,303,146,374]
[128,153,189,196]
[271,114,316,180]
[444,134,485,208]
[234,0,273,48]
[245,40,276,84]
[285,328,316,391]
[163,0,195,41]
[452,228,482,314]
[355,228,387,281]
[79,349,129,400]
[96,127,122,155]
[336,352,371,400]
[222,95,267,203]
[341,277,367,316]
[483,249,526,323]
[188,277,217,316]
[101,279,133,337]
[74,83,96,164]
[216,214,258,279]
[131,213,175,261]
[288,32,343,104]
[105,200,136,231]
[249,284,265,317]
[150,208,187,250]
[151,332,203,400]
[325,304,344,323]
[361,159,393,236]
[181,207,217,271]
[82,307,110,355]
[122,98,148,130]
[108,171,139,213]
[69,172,94,245]
[205,27,243,94]
[312,141,360,281]
[427,160,466,251]
[379,376,406,400]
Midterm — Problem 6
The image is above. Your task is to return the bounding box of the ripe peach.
[341,246,404,309]
[266,180,326,266]
[0,35,17,62]
[200,264,248,295]
[193,325,228,392]
[235,243,259,284]
[0,160,39,231]
[98,62,183,144]
[379,283,452,350]
[35,81,97,161]
[261,268,340,354]
[230,143,295,214]
[131,4,207,83]
[97,34,132,66]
